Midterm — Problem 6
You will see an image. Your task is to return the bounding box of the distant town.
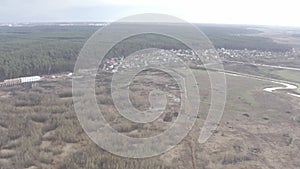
[101,48,300,72]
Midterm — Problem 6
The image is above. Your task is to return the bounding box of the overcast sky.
[1,0,299,26]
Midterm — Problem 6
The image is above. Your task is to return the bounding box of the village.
[1,48,298,88]
[101,48,300,72]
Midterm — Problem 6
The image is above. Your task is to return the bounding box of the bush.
[58,90,73,98]
[30,114,48,123]
[0,120,9,129]
[50,106,66,114]
[15,92,42,107]
[242,113,250,117]
[163,113,173,122]
[39,152,54,164]
[12,144,36,168]
[42,119,59,133]
[7,129,22,140]
[221,154,251,165]
[113,122,138,133]
[97,95,113,105]
[55,119,81,143]
[295,116,300,123]
[0,150,15,159]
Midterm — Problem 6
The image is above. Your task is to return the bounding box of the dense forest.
[199,24,291,51]
[0,26,98,81]
[0,24,292,81]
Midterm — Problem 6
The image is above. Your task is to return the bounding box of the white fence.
[0,76,42,87]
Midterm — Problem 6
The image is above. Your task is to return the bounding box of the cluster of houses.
[2,48,297,87]
[100,48,300,73]
[101,49,213,72]
[217,48,299,63]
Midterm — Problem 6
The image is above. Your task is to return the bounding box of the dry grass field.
[0,67,299,169]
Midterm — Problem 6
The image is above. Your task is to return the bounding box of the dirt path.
[225,60,300,71]
[214,69,300,98]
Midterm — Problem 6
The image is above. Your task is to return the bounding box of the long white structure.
[0,76,42,87]
[20,76,41,83]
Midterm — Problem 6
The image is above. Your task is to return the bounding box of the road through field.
[225,60,300,71]
[203,62,300,98]
[223,71,300,98]
[219,60,300,98]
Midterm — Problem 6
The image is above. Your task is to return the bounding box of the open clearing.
[0,66,299,169]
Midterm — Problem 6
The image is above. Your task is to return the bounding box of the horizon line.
[0,21,299,28]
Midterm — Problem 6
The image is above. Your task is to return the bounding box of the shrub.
[42,119,59,133]
[39,152,54,164]
[0,120,9,129]
[0,150,15,159]
[12,145,36,168]
[55,119,81,143]
[295,116,300,123]
[97,95,113,105]
[113,122,138,133]
[15,92,42,107]
[242,113,250,117]
[30,114,48,123]
[163,113,173,122]
[7,129,22,140]
[221,153,251,165]
[58,90,73,98]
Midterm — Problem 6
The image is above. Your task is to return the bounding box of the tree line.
[0,25,292,81]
